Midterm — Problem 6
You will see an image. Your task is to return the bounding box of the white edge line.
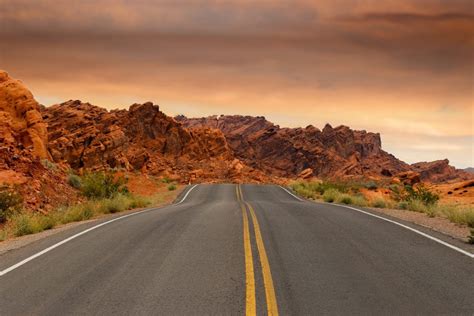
[279,185,473,259]
[329,203,474,259]
[0,184,199,277]
[278,185,304,201]
[175,184,198,205]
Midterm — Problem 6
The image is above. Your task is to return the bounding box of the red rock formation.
[411,159,472,183]
[42,101,270,183]
[176,115,411,179]
[0,71,78,211]
[0,70,49,159]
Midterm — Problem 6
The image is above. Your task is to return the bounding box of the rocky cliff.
[176,115,412,179]
[42,100,268,183]
[0,71,77,211]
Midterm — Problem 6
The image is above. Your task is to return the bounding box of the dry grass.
[0,190,176,240]
[289,180,474,230]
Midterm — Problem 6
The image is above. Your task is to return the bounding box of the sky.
[0,0,472,168]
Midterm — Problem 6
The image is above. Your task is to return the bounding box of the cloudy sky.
[1,0,472,167]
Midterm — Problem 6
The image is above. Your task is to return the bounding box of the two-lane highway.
[1,184,473,315]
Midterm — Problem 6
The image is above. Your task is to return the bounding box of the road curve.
[0,184,473,315]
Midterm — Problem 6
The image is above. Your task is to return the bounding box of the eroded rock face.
[42,101,270,183]
[176,115,411,179]
[0,70,49,159]
[0,71,78,211]
[411,159,472,183]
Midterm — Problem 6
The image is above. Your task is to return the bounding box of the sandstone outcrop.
[0,71,77,211]
[176,115,412,179]
[0,70,49,159]
[411,159,472,183]
[42,101,269,183]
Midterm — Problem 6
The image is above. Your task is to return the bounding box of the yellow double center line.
[237,184,279,316]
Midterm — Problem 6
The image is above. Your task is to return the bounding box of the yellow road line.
[246,202,279,316]
[236,184,242,201]
[241,202,256,316]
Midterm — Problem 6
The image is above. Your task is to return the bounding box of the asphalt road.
[0,184,473,315]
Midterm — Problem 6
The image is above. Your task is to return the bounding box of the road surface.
[1,184,473,315]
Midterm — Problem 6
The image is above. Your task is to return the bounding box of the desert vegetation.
[290,180,474,241]
[0,172,180,241]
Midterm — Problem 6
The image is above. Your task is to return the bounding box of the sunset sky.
[0,0,472,168]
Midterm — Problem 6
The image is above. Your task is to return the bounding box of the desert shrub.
[162,177,172,184]
[468,212,474,228]
[104,195,129,213]
[438,205,474,227]
[319,181,349,194]
[67,174,82,189]
[129,195,151,209]
[407,199,429,213]
[339,194,353,205]
[405,185,439,206]
[0,228,7,241]
[41,159,58,171]
[323,189,340,203]
[351,195,368,207]
[167,184,177,191]
[364,181,378,190]
[289,181,319,199]
[290,180,349,198]
[389,184,405,201]
[371,198,387,208]
[398,201,409,210]
[62,203,94,223]
[0,187,23,222]
[37,215,56,231]
[81,172,128,199]
[12,213,35,237]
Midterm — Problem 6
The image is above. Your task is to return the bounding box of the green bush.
[81,172,128,199]
[371,198,387,208]
[37,215,56,231]
[12,213,35,237]
[323,189,340,203]
[339,194,353,205]
[0,228,7,241]
[407,199,429,213]
[405,185,439,206]
[398,201,409,210]
[129,195,151,209]
[439,205,474,227]
[41,159,57,171]
[0,187,23,223]
[162,177,172,184]
[167,184,177,191]
[67,174,82,189]
[351,195,368,207]
[365,181,378,190]
[62,204,94,223]
[103,195,128,213]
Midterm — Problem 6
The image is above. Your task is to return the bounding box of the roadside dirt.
[365,206,471,242]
